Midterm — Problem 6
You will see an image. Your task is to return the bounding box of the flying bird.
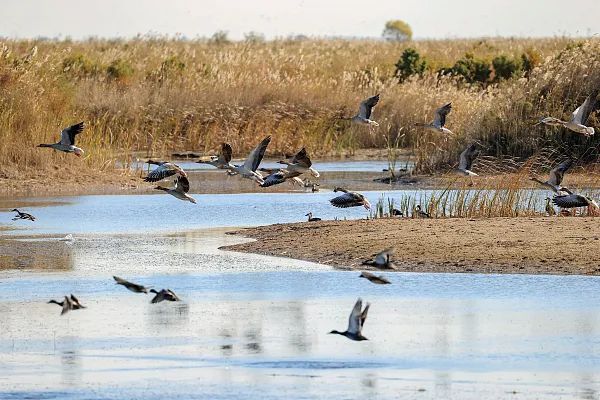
[37,122,86,157]
[259,168,303,188]
[11,209,35,221]
[552,193,599,212]
[457,143,479,185]
[415,103,453,134]
[196,143,235,170]
[113,276,149,294]
[48,294,86,315]
[144,160,187,182]
[154,175,196,203]
[536,91,598,137]
[345,94,380,126]
[328,298,370,341]
[150,289,181,303]
[359,271,391,285]
[362,248,396,269]
[330,188,371,210]
[530,160,573,194]
[230,136,271,184]
[277,148,320,178]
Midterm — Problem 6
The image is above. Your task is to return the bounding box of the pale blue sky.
[1,0,598,40]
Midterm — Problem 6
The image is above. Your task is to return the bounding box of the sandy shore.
[225,217,600,275]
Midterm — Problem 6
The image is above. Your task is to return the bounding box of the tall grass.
[0,37,598,181]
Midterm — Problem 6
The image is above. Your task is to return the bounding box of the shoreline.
[223,217,600,276]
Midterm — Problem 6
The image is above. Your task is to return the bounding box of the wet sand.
[225,217,600,275]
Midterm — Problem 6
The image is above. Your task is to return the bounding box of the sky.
[1,0,599,40]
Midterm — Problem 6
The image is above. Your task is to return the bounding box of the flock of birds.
[15,91,600,340]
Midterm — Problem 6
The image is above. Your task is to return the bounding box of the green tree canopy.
[383,20,413,42]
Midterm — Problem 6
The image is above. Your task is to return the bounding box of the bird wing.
[113,276,129,285]
[330,192,362,208]
[219,143,233,164]
[243,136,271,172]
[552,194,588,208]
[166,289,180,301]
[358,94,380,119]
[61,296,72,315]
[70,294,84,308]
[375,247,394,265]
[145,163,179,182]
[151,291,163,303]
[175,175,191,193]
[60,122,85,146]
[359,302,370,331]
[458,143,478,171]
[548,160,573,187]
[433,103,452,128]
[347,298,363,335]
[291,148,312,168]
[571,91,598,125]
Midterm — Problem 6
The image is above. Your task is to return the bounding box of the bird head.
[359,273,367,279]
[362,198,371,210]
[328,330,341,335]
[585,127,595,136]
[149,289,159,294]
[11,208,17,212]
[74,147,84,157]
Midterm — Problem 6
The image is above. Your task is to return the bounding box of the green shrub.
[395,48,428,82]
[492,55,522,81]
[62,53,101,78]
[106,59,134,81]
[444,53,491,84]
[521,48,541,76]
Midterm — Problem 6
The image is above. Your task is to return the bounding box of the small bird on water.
[329,298,370,341]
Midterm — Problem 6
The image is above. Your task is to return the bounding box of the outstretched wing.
[571,91,598,125]
[219,143,233,164]
[175,175,190,193]
[60,122,85,146]
[330,192,362,208]
[291,148,312,168]
[243,136,271,172]
[459,143,478,171]
[552,194,588,208]
[358,94,380,120]
[548,159,572,187]
[347,298,363,335]
[374,247,394,265]
[144,163,179,182]
[433,103,452,128]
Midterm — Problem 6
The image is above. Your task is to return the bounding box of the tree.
[383,20,413,42]
[395,48,428,82]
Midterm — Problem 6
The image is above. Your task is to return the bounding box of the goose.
[277,148,320,178]
[457,143,479,185]
[415,103,453,134]
[544,197,556,216]
[552,194,599,213]
[344,94,380,126]
[196,143,235,170]
[11,209,35,221]
[113,276,149,294]
[154,175,197,203]
[530,160,573,194]
[362,248,396,269]
[328,298,370,341]
[330,188,371,210]
[359,271,391,285]
[48,294,86,315]
[144,160,187,182]
[392,208,403,217]
[150,288,181,303]
[37,122,86,156]
[230,136,271,184]
[415,205,431,218]
[536,91,598,137]
[305,212,321,222]
[259,168,303,188]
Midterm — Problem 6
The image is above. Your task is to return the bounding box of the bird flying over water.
[345,94,380,126]
[330,188,371,210]
[259,168,303,188]
[113,276,149,294]
[48,294,86,315]
[457,142,479,185]
[229,136,271,184]
[196,143,235,170]
[150,289,181,303]
[552,193,599,212]
[415,103,453,134]
[154,175,196,203]
[11,209,35,221]
[530,159,573,194]
[144,160,187,182]
[359,271,391,285]
[328,298,370,341]
[536,91,598,137]
[278,148,320,178]
[37,122,86,157]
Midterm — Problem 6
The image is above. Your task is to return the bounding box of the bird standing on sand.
[230,136,271,185]
[278,148,320,178]
[536,91,598,137]
[359,271,391,285]
[330,188,371,210]
[113,276,149,294]
[415,205,431,218]
[144,160,187,182]
[154,175,196,203]
[457,142,479,185]
[415,103,453,134]
[544,197,556,216]
[329,298,370,341]
[362,248,396,269]
[305,212,321,222]
[196,143,235,170]
[150,289,181,304]
[48,294,86,315]
[37,122,86,157]
[530,160,573,194]
[345,94,380,127]
[11,209,35,221]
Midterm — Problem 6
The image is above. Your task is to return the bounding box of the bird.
[113,276,149,294]
[48,294,86,315]
[362,248,396,269]
[37,122,86,156]
[277,148,320,178]
[536,91,598,137]
[415,103,453,134]
[328,298,370,341]
[154,175,196,203]
[457,142,479,185]
[415,205,431,218]
[144,160,187,182]
[259,168,303,188]
[305,212,321,222]
[530,160,573,194]
[196,143,235,170]
[359,271,391,285]
[344,94,380,126]
[150,289,181,303]
[230,136,271,184]
[392,208,403,217]
[552,194,599,214]
[330,188,371,210]
[11,209,35,221]
[544,197,556,216]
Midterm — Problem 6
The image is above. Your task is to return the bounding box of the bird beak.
[363,201,371,210]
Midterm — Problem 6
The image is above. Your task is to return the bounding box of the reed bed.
[0,37,599,181]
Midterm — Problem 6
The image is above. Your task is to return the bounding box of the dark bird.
[144,160,187,182]
[11,209,35,221]
[150,289,181,304]
[38,122,86,156]
[305,212,321,222]
[415,205,431,218]
[552,194,599,212]
[362,248,396,269]
[113,276,149,294]
[197,143,235,170]
[48,294,86,315]
[359,271,391,284]
[328,298,370,341]
[330,188,371,210]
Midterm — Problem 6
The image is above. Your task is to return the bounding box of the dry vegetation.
[1,36,599,185]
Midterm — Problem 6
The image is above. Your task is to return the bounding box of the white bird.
[345,94,380,126]
[37,122,86,156]
[537,92,598,137]
[457,142,479,185]
[154,175,196,203]
[362,247,396,269]
[415,103,453,134]
[230,136,271,184]
[330,188,371,210]
[278,148,320,178]
[328,298,370,341]
[196,143,235,170]
[144,160,187,182]
[530,160,573,194]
